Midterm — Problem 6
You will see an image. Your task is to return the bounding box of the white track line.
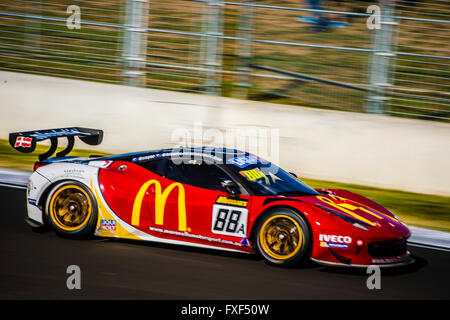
[407,242,450,253]
[0,183,27,190]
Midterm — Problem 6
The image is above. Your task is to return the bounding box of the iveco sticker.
[319,234,352,244]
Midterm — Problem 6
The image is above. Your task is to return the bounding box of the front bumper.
[311,232,413,267]
[311,252,414,268]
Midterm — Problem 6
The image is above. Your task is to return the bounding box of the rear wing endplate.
[9,127,103,161]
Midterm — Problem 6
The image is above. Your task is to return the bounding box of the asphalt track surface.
[1,186,449,300]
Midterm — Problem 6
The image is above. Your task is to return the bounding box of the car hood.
[294,193,410,236]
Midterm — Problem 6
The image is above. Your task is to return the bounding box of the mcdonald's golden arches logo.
[131,180,188,232]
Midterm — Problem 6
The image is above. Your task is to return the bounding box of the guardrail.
[0,0,448,121]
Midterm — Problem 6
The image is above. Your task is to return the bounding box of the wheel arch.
[249,204,313,248]
[41,178,99,238]
[37,178,93,226]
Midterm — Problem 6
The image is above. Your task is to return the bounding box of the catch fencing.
[0,0,449,121]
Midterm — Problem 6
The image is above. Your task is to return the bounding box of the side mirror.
[220,180,240,197]
[289,172,298,178]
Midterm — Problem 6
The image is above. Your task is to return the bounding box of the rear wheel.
[45,181,97,238]
[255,208,311,266]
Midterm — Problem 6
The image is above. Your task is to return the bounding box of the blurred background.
[0,0,449,121]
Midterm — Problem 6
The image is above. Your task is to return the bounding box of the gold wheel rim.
[49,185,92,231]
[259,215,303,261]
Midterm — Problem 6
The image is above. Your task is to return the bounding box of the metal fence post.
[202,0,224,95]
[123,0,149,87]
[365,1,397,114]
[235,0,254,99]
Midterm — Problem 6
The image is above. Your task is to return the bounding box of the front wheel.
[45,181,97,238]
[255,208,311,266]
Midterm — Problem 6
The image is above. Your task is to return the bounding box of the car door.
[146,159,252,250]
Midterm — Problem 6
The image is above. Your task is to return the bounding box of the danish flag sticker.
[14,136,32,148]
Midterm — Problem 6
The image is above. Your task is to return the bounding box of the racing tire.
[255,208,311,267]
[45,181,98,239]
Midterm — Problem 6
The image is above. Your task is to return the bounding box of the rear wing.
[9,127,103,161]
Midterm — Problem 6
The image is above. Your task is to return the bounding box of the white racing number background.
[211,204,248,238]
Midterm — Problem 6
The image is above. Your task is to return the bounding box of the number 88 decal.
[211,204,248,237]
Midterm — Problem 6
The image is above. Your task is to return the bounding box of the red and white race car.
[11,127,412,267]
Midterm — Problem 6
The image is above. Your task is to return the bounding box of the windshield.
[226,156,319,197]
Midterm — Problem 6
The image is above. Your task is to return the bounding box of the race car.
[10,127,413,267]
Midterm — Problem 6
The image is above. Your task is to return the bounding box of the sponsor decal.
[240,237,249,246]
[319,234,352,244]
[240,169,282,185]
[372,256,407,264]
[216,196,248,208]
[14,136,32,148]
[132,153,163,162]
[240,168,266,181]
[28,128,84,140]
[63,169,85,178]
[149,227,243,247]
[28,198,37,205]
[320,242,349,249]
[228,155,258,168]
[211,204,248,237]
[64,169,84,174]
[131,180,188,232]
[100,219,117,231]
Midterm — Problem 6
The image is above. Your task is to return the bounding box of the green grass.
[0,139,449,232]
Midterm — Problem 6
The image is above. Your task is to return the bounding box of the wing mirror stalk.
[221,180,240,197]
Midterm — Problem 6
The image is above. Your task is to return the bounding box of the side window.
[137,158,168,177]
[165,161,230,191]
